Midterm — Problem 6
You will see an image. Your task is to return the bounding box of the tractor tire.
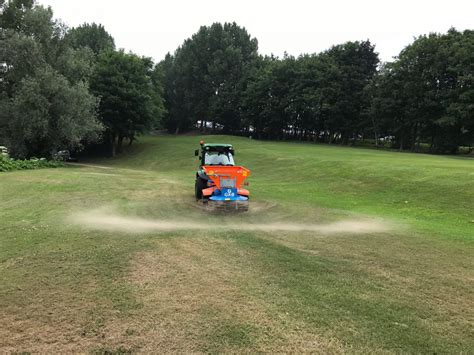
[195,177,207,200]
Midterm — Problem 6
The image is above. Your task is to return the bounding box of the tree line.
[0,0,164,158]
[162,25,473,153]
[1,0,472,158]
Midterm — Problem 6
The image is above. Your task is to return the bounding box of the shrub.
[0,155,63,172]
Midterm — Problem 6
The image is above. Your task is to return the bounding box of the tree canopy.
[0,0,164,158]
[90,50,163,156]
[161,22,258,133]
[65,22,115,56]
[161,26,473,153]
[0,0,102,158]
[370,29,474,152]
[1,0,472,157]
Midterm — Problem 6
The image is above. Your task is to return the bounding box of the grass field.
[1,135,473,352]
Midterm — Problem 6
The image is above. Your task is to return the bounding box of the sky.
[39,0,473,63]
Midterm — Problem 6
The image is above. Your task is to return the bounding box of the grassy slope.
[0,135,473,353]
[105,135,474,242]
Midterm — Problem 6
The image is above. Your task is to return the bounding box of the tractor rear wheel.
[195,177,207,199]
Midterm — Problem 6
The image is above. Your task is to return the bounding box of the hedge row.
[0,155,63,172]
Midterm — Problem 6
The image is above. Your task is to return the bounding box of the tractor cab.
[195,143,235,166]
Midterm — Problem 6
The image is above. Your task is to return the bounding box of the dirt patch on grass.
[70,208,391,235]
[0,293,117,353]
[79,172,119,177]
[66,163,114,170]
[123,238,344,352]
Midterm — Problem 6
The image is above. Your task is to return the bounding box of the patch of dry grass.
[0,285,105,352]
[124,237,345,353]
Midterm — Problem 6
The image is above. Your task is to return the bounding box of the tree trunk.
[117,135,124,153]
[341,132,349,145]
[175,126,180,135]
[371,116,379,147]
[110,134,117,157]
[411,124,418,152]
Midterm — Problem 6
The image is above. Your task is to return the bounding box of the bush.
[0,155,63,172]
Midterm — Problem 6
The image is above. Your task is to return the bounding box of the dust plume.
[70,209,391,235]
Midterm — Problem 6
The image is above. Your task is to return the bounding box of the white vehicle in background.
[0,146,9,158]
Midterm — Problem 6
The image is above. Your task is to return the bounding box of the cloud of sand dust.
[70,210,391,235]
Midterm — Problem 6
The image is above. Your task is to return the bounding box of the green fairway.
[1,135,473,352]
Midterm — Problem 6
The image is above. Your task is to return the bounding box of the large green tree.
[161,22,258,133]
[0,0,102,158]
[371,29,474,152]
[157,53,189,134]
[323,40,379,144]
[242,43,378,143]
[90,50,162,156]
[2,66,101,158]
[207,23,259,132]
